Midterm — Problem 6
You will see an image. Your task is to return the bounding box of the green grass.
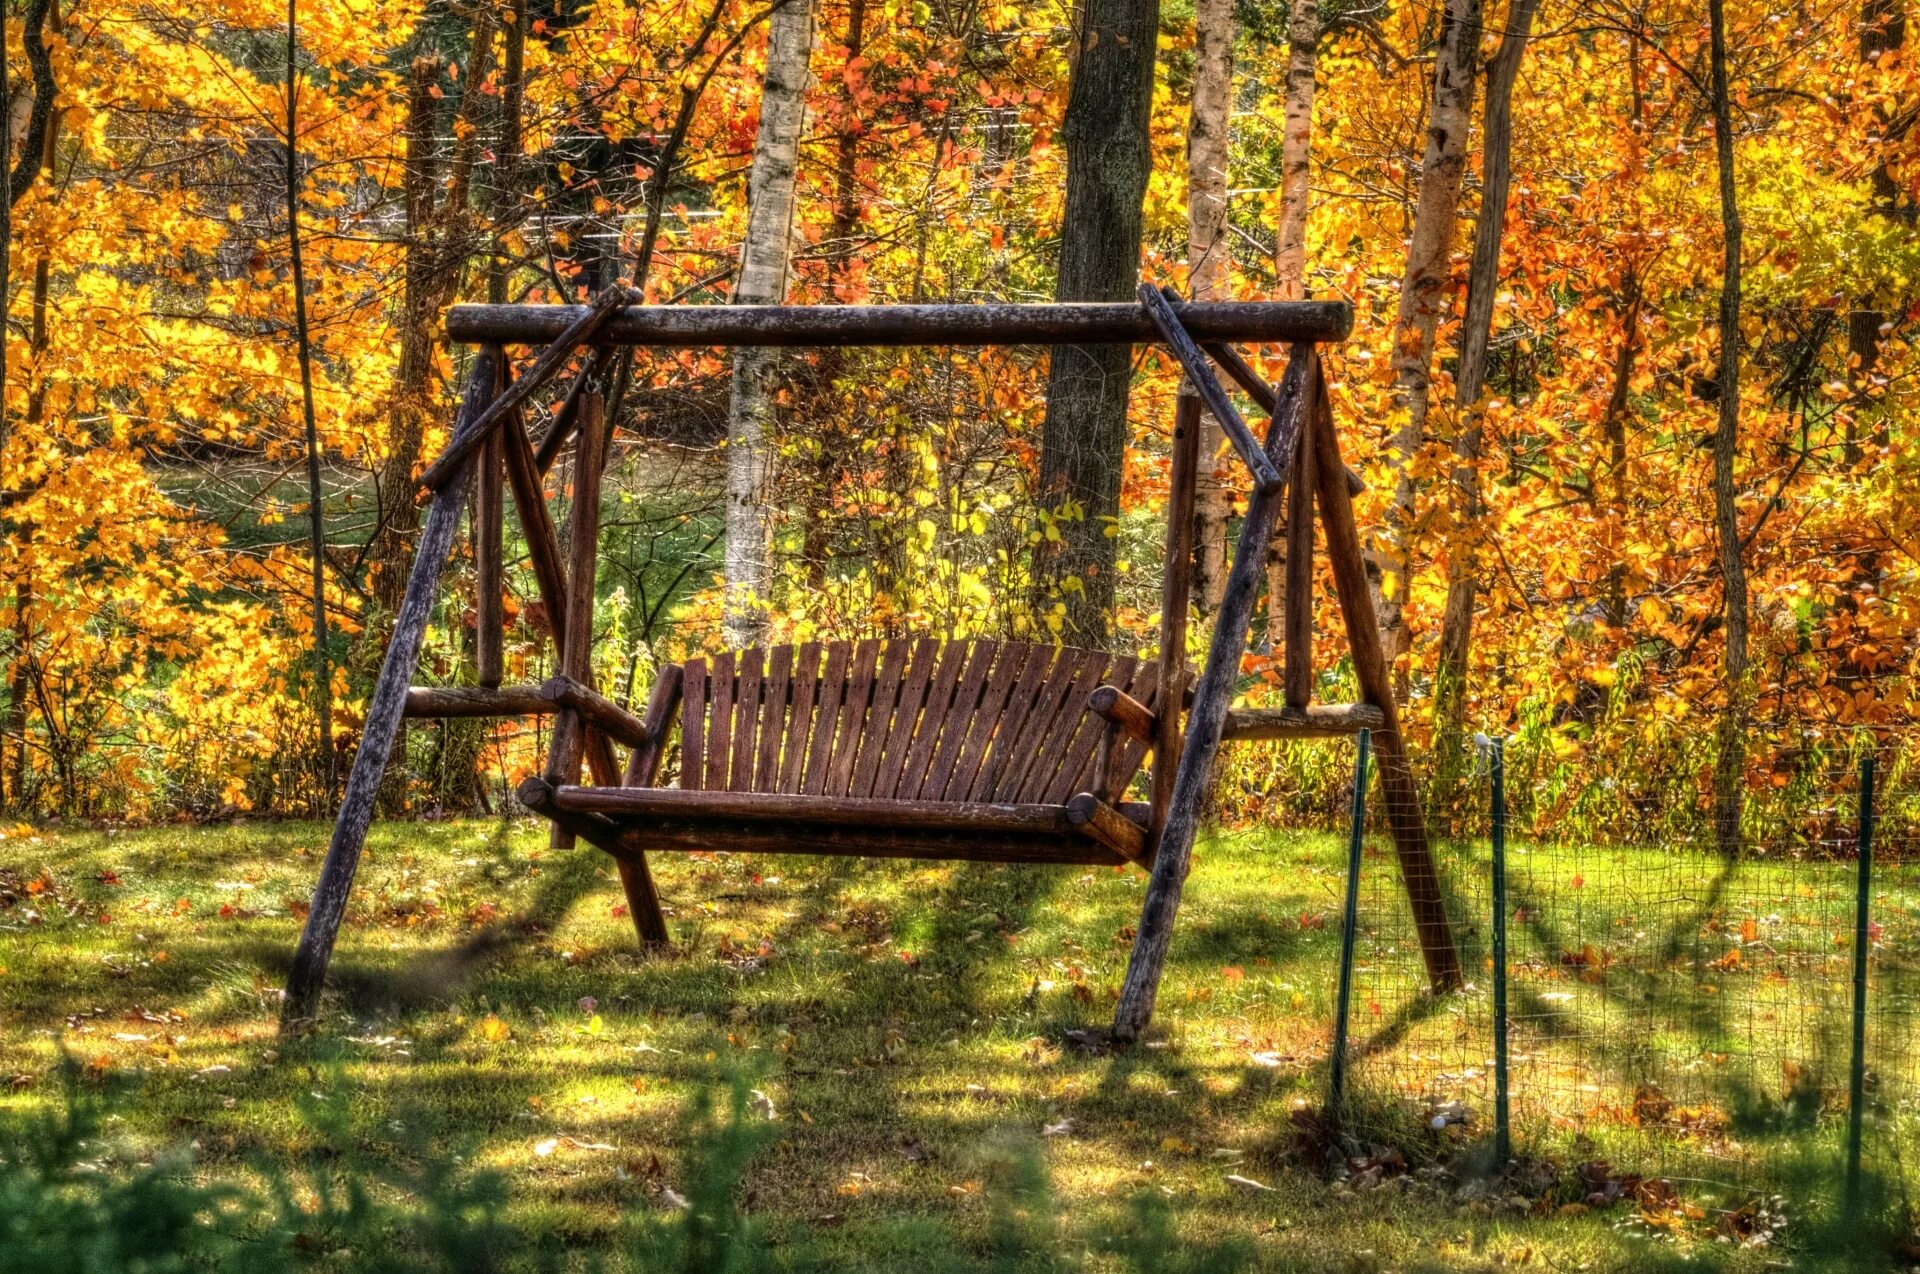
[0,819,1910,1270]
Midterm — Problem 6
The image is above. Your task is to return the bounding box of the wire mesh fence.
[1312,732,1913,1234]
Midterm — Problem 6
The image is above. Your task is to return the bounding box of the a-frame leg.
[1308,380,1462,990]
[1112,344,1318,1041]
[283,347,505,1027]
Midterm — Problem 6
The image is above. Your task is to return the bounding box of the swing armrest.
[1088,684,1156,745]
[621,665,685,786]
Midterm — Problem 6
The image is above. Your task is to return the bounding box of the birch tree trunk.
[1706,0,1749,856]
[1187,0,1234,620]
[1379,0,1482,670]
[1256,0,1321,636]
[724,0,815,650]
[1431,0,1539,776]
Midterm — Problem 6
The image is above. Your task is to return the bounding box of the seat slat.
[1012,653,1114,803]
[848,639,914,798]
[778,642,823,792]
[754,645,793,791]
[978,645,1083,802]
[703,651,735,790]
[799,641,851,794]
[679,658,708,791]
[967,640,1059,802]
[729,648,764,793]
[888,639,971,800]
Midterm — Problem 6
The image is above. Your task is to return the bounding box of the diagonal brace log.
[282,346,504,1028]
[1111,343,1317,1041]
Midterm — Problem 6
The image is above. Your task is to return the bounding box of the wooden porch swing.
[281,285,1463,1035]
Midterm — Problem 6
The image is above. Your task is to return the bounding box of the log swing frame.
[281,285,1463,1033]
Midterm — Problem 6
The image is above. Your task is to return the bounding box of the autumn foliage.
[0,0,1910,828]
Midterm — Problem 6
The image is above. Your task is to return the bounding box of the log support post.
[1113,343,1316,1041]
[282,346,504,1028]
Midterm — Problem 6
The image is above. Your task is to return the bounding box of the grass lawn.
[0,817,1909,1271]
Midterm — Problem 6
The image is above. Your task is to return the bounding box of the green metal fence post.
[1845,752,1876,1216]
[1491,736,1511,1169]
[1328,728,1372,1125]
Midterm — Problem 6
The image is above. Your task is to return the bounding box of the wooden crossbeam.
[418,287,635,492]
[1220,703,1384,740]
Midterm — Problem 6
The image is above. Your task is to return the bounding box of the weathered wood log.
[446,299,1354,349]
[1065,792,1150,864]
[1219,702,1385,741]
[405,686,554,719]
[282,346,501,1028]
[533,345,610,478]
[1089,684,1156,744]
[475,409,505,688]
[1283,409,1317,710]
[540,674,648,750]
[1152,389,1201,849]
[545,392,607,832]
[1112,343,1317,1042]
[1309,375,1462,991]
[1140,285,1283,494]
[1202,339,1365,496]
[501,399,621,790]
[418,287,635,492]
[516,777,1125,866]
[622,665,684,786]
[549,784,1080,833]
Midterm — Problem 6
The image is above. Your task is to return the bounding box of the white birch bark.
[1188,0,1234,617]
[1378,0,1482,668]
[724,0,816,649]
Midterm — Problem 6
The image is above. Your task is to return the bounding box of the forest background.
[0,0,1911,843]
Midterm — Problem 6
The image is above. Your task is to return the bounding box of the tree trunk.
[370,20,495,615]
[1845,0,1906,466]
[1188,0,1234,621]
[1707,0,1748,856]
[1380,0,1482,670]
[1431,0,1538,777]
[286,0,334,809]
[1255,0,1319,636]
[1035,0,1162,647]
[723,0,815,650]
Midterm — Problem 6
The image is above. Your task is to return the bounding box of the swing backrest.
[672,638,1166,806]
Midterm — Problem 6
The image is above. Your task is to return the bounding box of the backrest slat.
[1012,654,1114,804]
[852,637,917,798]
[825,639,883,797]
[980,648,1087,803]
[778,642,823,792]
[799,641,851,795]
[888,639,971,800]
[679,658,708,791]
[703,651,735,790]
[967,652,1059,802]
[951,643,1053,802]
[913,641,998,800]
[754,645,793,792]
[729,648,764,794]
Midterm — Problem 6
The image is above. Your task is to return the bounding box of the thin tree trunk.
[1707,0,1748,856]
[1188,0,1234,621]
[1431,0,1538,775]
[1034,0,1162,647]
[1255,0,1319,636]
[1846,0,1906,466]
[286,0,333,808]
[1380,0,1482,670]
[723,0,815,650]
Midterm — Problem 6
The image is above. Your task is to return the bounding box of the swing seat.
[521,637,1182,869]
